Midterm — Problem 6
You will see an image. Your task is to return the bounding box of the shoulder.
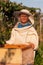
[14,22,20,28]
[28,26,38,35]
[11,28,15,34]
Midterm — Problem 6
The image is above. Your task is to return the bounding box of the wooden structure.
[0,44,34,65]
[40,13,43,42]
[0,48,22,65]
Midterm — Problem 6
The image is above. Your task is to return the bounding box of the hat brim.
[18,12,32,16]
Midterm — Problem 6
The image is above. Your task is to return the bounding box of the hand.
[22,43,35,50]
[29,43,34,49]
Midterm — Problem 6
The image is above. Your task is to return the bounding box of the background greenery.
[0,1,43,65]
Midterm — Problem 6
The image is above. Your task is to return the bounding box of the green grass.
[35,42,43,65]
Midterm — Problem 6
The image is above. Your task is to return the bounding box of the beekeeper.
[6,9,39,65]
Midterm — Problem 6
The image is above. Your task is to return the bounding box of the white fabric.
[6,26,39,50]
[20,9,32,16]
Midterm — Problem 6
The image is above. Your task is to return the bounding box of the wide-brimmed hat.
[19,9,34,24]
[19,9,32,16]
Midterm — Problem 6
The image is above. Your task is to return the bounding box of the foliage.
[34,42,43,65]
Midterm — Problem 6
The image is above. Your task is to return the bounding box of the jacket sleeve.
[26,27,39,50]
[6,28,15,44]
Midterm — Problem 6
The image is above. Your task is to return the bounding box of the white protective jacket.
[6,25,39,50]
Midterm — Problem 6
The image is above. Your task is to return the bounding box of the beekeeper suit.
[6,9,39,65]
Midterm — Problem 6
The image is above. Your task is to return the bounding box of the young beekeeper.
[6,9,39,65]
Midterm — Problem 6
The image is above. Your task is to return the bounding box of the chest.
[14,30,28,44]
